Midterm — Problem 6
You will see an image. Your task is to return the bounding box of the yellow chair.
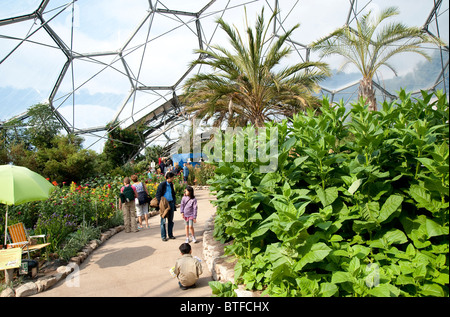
[7,223,50,259]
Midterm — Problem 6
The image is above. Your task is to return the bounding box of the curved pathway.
[33,189,216,297]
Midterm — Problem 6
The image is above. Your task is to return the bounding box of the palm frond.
[311,5,444,111]
[183,8,330,126]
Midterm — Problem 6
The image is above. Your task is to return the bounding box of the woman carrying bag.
[131,174,151,229]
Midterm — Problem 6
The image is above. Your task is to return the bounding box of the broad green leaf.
[296,276,318,295]
[282,136,297,150]
[235,200,252,211]
[352,219,378,234]
[271,199,290,213]
[351,245,371,259]
[383,229,408,245]
[316,187,338,207]
[420,284,445,297]
[425,218,449,238]
[295,242,332,271]
[320,205,333,220]
[316,221,332,230]
[292,188,311,199]
[209,281,224,294]
[330,235,343,242]
[265,243,295,269]
[319,283,339,297]
[348,257,360,275]
[294,156,308,167]
[331,271,353,284]
[399,261,415,275]
[396,275,416,286]
[246,213,262,222]
[378,195,403,223]
[413,264,427,279]
[400,215,431,248]
[401,215,447,248]
[331,249,349,257]
[433,272,449,286]
[405,243,416,258]
[215,165,234,175]
[259,172,281,187]
[234,260,245,280]
[435,254,446,269]
[361,201,380,222]
[366,283,400,297]
[370,229,408,248]
[409,185,431,206]
[295,201,311,218]
[251,214,276,238]
[283,181,291,198]
[408,185,443,213]
[416,157,437,172]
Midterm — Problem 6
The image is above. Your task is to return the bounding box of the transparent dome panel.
[0,0,43,20]
[0,21,66,119]
[122,12,201,88]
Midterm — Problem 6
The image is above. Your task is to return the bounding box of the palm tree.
[311,6,444,111]
[182,8,330,128]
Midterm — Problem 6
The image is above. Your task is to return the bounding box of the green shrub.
[209,281,237,297]
[195,163,216,185]
[34,213,78,253]
[57,221,101,262]
[186,163,215,186]
[209,90,449,297]
[99,209,123,230]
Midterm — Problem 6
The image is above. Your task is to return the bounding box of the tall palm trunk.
[359,77,377,111]
[252,105,266,127]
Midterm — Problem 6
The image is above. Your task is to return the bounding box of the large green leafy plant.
[209,90,448,297]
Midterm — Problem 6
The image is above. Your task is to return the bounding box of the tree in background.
[0,103,60,167]
[145,145,165,164]
[103,120,144,168]
[36,134,98,184]
[183,8,330,127]
[311,6,444,111]
[26,103,64,149]
[0,103,98,183]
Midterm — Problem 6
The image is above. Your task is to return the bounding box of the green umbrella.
[0,165,55,245]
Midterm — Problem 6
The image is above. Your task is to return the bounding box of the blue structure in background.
[171,153,206,168]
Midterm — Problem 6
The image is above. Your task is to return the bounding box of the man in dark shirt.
[156,172,176,241]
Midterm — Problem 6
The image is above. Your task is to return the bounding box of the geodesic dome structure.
[1,0,448,155]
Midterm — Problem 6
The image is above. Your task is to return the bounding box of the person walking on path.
[131,174,150,229]
[119,177,139,233]
[182,163,189,184]
[180,186,198,243]
[159,158,166,175]
[155,172,176,241]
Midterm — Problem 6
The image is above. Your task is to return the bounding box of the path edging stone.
[202,215,260,297]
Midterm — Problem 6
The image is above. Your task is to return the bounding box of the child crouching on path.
[174,243,203,290]
[180,186,198,243]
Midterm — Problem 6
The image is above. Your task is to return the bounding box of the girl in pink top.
[180,186,198,243]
